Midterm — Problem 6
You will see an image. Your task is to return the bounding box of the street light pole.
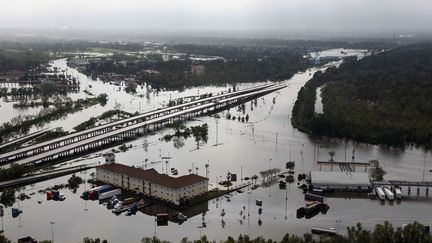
[268,158,272,197]
[248,191,252,217]
[50,221,55,243]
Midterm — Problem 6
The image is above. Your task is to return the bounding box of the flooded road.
[2,49,432,242]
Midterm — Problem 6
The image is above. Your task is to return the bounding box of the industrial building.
[310,171,372,191]
[95,155,208,205]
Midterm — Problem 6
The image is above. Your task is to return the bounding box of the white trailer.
[99,189,122,201]
[375,187,386,200]
[89,185,112,193]
[394,187,402,199]
[383,187,394,200]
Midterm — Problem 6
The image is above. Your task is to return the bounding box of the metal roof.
[311,171,371,186]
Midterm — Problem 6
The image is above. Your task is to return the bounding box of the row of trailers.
[375,186,402,201]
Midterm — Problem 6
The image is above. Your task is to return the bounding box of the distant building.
[117,60,128,66]
[0,70,26,82]
[96,161,208,205]
[125,80,138,90]
[190,64,205,76]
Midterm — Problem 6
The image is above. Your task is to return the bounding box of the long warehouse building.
[96,155,208,205]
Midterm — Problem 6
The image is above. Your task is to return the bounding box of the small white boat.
[383,187,394,201]
[375,187,386,200]
[395,187,402,199]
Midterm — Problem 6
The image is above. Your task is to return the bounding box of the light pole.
[268,158,272,197]
[50,221,55,243]
[423,153,426,182]
[248,191,252,217]
[205,161,209,179]
[165,160,169,174]
[268,158,272,176]
[336,220,341,233]
[84,173,88,211]
[198,226,203,238]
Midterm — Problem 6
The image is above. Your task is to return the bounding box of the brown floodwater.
[1,49,432,243]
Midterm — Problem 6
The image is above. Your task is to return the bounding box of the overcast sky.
[0,0,431,35]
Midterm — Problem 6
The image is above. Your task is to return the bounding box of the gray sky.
[0,0,431,35]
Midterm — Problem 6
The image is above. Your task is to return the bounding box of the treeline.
[168,38,396,50]
[1,85,65,98]
[74,109,135,131]
[0,49,49,72]
[0,40,142,54]
[86,45,310,89]
[142,221,430,243]
[292,43,432,147]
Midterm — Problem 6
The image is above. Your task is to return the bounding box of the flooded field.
[1,49,432,242]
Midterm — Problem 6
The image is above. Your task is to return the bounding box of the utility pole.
[165,160,169,174]
[344,139,347,162]
[215,118,219,146]
[241,165,243,185]
[248,192,252,217]
[289,144,292,161]
[313,141,316,161]
[423,153,426,181]
[352,147,356,162]
[205,161,209,179]
[0,206,4,233]
[268,158,272,198]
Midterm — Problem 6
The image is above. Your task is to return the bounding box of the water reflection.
[141,202,209,224]
[2,49,432,242]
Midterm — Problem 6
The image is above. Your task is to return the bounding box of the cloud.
[0,0,431,34]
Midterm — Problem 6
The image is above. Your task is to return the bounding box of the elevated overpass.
[1,84,286,168]
[0,83,275,164]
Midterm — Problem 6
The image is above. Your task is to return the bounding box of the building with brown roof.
[96,159,208,205]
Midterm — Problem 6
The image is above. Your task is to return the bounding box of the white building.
[102,153,116,164]
[310,171,371,191]
[96,163,208,205]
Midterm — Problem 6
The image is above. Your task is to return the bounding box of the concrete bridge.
[0,83,275,164]
[0,83,286,168]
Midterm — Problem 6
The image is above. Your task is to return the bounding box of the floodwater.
[1,49,432,243]
[314,86,324,115]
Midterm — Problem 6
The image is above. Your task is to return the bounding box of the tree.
[82,238,108,243]
[329,151,335,162]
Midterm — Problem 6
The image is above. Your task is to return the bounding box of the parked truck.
[99,189,122,201]
[375,186,386,200]
[383,187,394,201]
[87,185,113,200]
[89,185,113,194]
[305,193,324,203]
[395,187,402,199]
